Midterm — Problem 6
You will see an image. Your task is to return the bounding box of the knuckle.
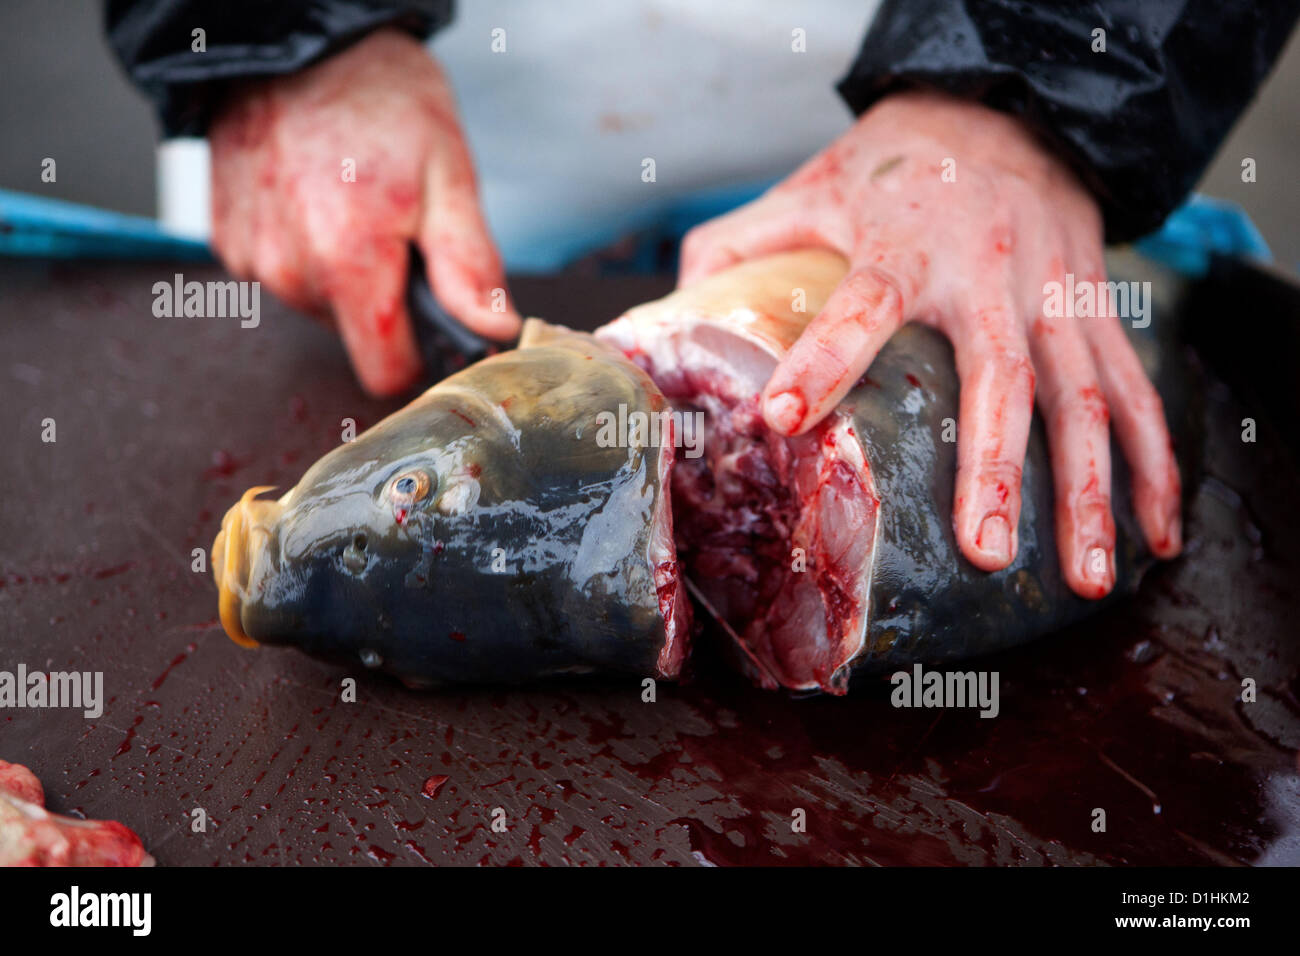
[308,223,367,270]
[302,221,343,264]
[1127,382,1166,422]
[1073,490,1114,519]
[839,269,905,322]
[974,458,1023,489]
[987,347,1035,391]
[857,266,906,306]
[1053,384,1110,432]
[679,225,715,262]
[956,458,1023,513]
[957,444,1024,484]
[803,336,852,383]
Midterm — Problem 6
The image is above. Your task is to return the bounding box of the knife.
[406,245,519,383]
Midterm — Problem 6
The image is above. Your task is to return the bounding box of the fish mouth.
[212,485,281,648]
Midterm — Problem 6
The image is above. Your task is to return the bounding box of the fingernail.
[976,515,1011,566]
[765,391,806,434]
[1081,544,1114,596]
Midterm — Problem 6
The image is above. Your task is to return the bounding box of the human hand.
[209,29,518,395]
[678,91,1181,598]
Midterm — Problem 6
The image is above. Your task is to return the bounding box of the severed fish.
[214,250,1193,694]
[213,324,690,686]
[598,250,1194,692]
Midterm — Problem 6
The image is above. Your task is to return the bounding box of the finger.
[324,234,423,396]
[420,143,519,340]
[1065,221,1182,558]
[1029,304,1116,598]
[241,105,322,317]
[247,154,322,316]
[678,192,835,288]
[760,267,906,435]
[949,292,1036,572]
[1081,305,1182,558]
[252,224,319,317]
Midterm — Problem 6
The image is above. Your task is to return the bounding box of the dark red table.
[2,259,1297,865]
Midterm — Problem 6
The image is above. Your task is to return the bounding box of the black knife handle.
[406,245,496,381]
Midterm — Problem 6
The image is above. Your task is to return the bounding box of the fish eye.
[387,469,433,508]
[352,533,367,552]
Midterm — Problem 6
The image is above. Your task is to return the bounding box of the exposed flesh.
[598,251,879,693]
[0,760,153,866]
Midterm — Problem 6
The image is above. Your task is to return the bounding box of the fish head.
[211,384,518,673]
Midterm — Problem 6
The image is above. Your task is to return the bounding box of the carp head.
[212,383,509,665]
[211,323,687,684]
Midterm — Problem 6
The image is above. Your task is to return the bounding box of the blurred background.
[1,0,1297,271]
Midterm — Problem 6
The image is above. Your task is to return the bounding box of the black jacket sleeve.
[837,0,1300,242]
[105,0,453,137]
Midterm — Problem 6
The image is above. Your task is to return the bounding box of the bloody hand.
[679,91,1181,598]
[209,29,518,396]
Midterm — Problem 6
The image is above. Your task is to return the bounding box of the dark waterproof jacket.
[106,0,1298,241]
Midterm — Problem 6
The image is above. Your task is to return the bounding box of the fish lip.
[212,485,280,648]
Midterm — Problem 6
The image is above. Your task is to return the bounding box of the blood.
[405,840,432,863]
[1078,385,1110,424]
[450,409,476,427]
[92,562,134,580]
[374,303,399,338]
[113,714,145,759]
[151,643,196,690]
[385,182,418,212]
[203,449,245,480]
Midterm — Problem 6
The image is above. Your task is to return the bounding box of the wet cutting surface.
[2,260,1297,866]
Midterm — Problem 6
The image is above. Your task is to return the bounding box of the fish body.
[599,249,1193,692]
[216,250,1191,694]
